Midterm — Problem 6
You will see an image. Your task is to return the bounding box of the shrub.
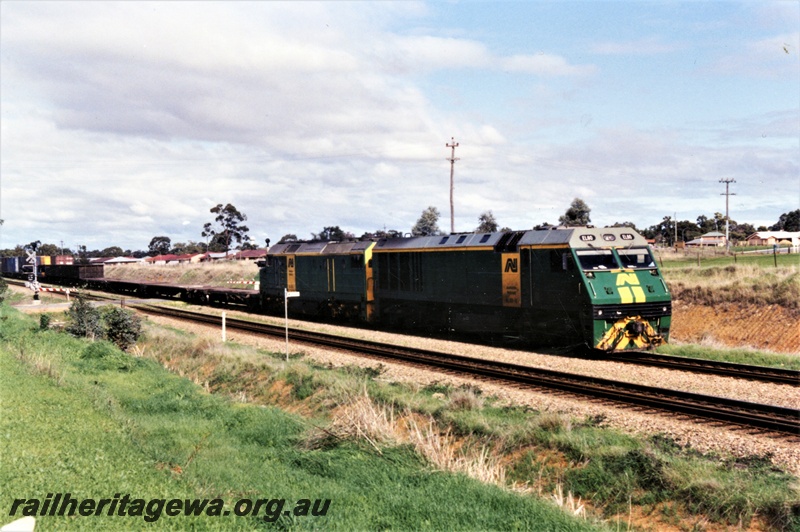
[77,340,137,372]
[102,306,142,351]
[0,276,7,304]
[66,295,103,340]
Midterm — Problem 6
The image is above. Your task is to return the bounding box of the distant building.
[685,231,727,247]
[144,253,204,265]
[200,252,230,262]
[231,249,267,261]
[745,231,800,248]
[103,256,144,265]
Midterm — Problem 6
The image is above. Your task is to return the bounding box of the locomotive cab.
[572,237,671,351]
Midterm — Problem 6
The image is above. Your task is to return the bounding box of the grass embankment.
[0,305,594,531]
[657,252,800,312]
[3,304,797,530]
[656,343,800,370]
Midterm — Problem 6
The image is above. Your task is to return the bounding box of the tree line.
[2,202,798,259]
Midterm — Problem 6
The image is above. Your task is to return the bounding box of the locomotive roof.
[374,232,504,250]
[373,227,648,251]
[266,227,648,256]
[267,240,374,255]
[518,226,649,247]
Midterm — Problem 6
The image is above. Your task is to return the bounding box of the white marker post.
[222,311,227,342]
[284,288,300,361]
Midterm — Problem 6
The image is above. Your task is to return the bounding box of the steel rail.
[131,304,800,435]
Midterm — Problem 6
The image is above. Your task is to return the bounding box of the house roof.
[232,249,267,259]
[145,254,179,262]
[746,231,800,240]
[104,256,144,264]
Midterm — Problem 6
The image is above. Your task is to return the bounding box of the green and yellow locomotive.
[259,227,670,351]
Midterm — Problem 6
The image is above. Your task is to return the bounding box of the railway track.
[130,303,800,436]
[8,277,798,387]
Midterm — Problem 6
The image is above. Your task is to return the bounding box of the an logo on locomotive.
[615,272,646,303]
[501,253,521,308]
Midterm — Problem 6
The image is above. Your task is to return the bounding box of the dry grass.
[666,264,800,311]
[447,386,484,411]
[326,389,399,452]
[551,483,586,518]
[405,415,506,485]
[308,389,506,485]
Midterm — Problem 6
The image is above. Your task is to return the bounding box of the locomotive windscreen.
[617,248,656,269]
[575,249,618,270]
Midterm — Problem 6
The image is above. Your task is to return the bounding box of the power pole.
[719,178,736,251]
[446,137,459,234]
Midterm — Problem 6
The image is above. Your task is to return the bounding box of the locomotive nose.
[626,320,645,336]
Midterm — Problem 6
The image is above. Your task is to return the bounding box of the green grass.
[5,303,799,530]
[0,305,596,531]
[654,257,800,311]
[658,250,800,270]
[656,343,800,370]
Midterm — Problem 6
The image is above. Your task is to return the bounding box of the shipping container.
[1,256,20,275]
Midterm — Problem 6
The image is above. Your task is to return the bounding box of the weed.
[537,411,572,433]
[340,363,385,379]
[552,482,586,518]
[308,389,398,452]
[284,366,320,400]
[447,386,484,411]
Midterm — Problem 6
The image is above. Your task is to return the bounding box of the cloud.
[388,34,595,77]
[501,53,597,76]
[1,2,796,249]
[707,31,800,79]
[590,37,684,55]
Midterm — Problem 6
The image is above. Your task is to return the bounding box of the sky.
[1,1,798,252]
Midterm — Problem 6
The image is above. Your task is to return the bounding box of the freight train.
[2,226,671,351]
[1,258,259,308]
[260,227,671,351]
